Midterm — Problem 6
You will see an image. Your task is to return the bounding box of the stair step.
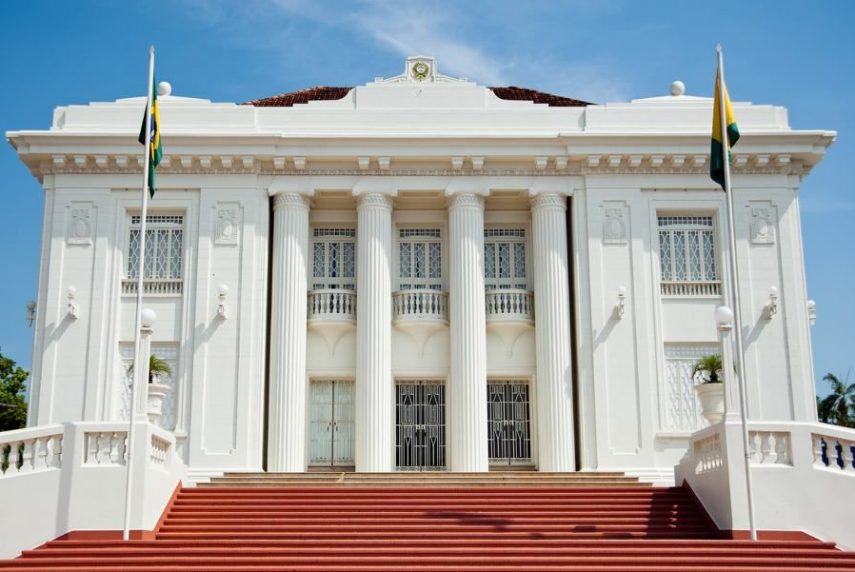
[2,479,850,571]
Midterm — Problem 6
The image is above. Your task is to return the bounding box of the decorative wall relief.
[214,203,241,246]
[602,204,628,245]
[67,203,94,245]
[749,202,776,245]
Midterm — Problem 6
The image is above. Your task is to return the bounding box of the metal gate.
[309,380,354,466]
[396,381,446,471]
[487,381,532,465]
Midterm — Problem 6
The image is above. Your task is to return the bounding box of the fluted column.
[448,192,489,472]
[355,193,394,472]
[531,193,576,472]
[268,192,310,472]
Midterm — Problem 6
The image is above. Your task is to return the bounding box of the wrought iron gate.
[487,381,532,465]
[395,381,446,471]
[309,380,354,466]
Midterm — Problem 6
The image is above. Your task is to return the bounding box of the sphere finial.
[157,81,172,97]
[671,80,686,96]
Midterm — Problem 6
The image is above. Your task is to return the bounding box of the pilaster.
[448,192,489,472]
[355,192,394,472]
[267,192,310,472]
[531,192,576,471]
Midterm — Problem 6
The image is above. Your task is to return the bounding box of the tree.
[817,371,855,427]
[0,350,29,432]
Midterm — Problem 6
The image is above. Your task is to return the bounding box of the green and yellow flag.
[138,77,163,197]
[710,69,739,188]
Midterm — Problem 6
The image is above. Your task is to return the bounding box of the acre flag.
[138,77,163,197]
[710,69,740,188]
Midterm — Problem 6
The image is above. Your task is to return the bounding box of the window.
[312,228,356,290]
[484,228,527,290]
[398,228,442,290]
[124,214,184,295]
[657,216,720,296]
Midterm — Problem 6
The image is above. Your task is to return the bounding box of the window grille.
[398,227,443,290]
[125,214,184,295]
[658,215,719,296]
[312,227,356,290]
[400,228,441,238]
[661,344,718,433]
[119,343,179,431]
[484,227,527,290]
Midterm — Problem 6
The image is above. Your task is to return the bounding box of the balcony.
[485,289,534,323]
[307,289,356,350]
[392,290,448,355]
[393,289,448,323]
[485,289,534,351]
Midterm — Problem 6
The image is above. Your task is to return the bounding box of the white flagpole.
[122,45,156,542]
[717,44,757,541]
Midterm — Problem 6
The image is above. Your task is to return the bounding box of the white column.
[448,192,489,472]
[355,193,394,472]
[531,193,576,472]
[267,192,310,472]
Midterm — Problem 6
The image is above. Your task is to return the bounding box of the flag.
[710,69,740,188]
[138,77,163,197]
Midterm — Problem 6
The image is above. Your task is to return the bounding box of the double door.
[487,381,532,465]
[309,380,354,467]
[396,381,446,471]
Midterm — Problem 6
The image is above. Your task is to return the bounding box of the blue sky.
[1,1,852,397]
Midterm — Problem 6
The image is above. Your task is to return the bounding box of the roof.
[243,86,591,107]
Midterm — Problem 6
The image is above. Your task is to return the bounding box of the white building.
[5,56,837,484]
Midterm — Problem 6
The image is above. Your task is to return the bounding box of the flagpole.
[122,45,156,542]
[717,44,757,541]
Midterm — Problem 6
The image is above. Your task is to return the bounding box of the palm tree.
[692,354,723,384]
[818,371,855,427]
[127,355,172,384]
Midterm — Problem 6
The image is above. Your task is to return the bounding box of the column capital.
[272,192,311,212]
[356,192,394,211]
[447,192,485,212]
[530,192,567,211]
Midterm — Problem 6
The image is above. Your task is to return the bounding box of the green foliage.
[127,354,173,383]
[692,354,723,384]
[817,371,855,428]
[0,350,29,432]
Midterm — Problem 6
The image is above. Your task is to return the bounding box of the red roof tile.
[243,86,591,107]
[489,86,590,107]
[244,87,352,107]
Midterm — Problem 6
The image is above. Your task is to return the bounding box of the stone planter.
[147,381,171,424]
[695,382,725,424]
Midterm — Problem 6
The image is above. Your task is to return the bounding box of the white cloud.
[177,0,630,100]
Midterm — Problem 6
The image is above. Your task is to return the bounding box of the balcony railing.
[660,280,721,297]
[308,289,356,322]
[393,290,448,322]
[485,289,534,322]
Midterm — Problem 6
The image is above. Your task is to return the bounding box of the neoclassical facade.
[8,56,834,477]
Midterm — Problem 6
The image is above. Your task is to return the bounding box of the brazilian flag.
[138,77,163,197]
[710,70,739,188]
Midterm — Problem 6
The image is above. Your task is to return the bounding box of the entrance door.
[309,380,354,467]
[487,381,532,465]
[396,381,446,471]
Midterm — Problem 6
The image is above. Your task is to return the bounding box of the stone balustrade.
[308,289,357,322]
[392,289,448,322]
[0,425,64,477]
[485,289,534,322]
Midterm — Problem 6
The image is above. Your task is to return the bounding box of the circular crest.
[411,61,430,81]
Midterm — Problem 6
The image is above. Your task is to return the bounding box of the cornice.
[29,151,808,179]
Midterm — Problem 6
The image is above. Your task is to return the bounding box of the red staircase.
[2,475,854,571]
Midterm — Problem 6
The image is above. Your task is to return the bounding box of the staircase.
[2,473,855,571]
